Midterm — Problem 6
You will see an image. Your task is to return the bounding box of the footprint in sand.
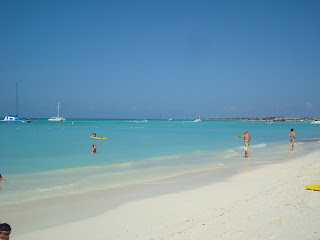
[270,218,283,226]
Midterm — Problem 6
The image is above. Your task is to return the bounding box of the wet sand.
[6,149,320,240]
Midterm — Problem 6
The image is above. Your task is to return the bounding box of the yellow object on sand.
[305,184,320,191]
[90,136,107,140]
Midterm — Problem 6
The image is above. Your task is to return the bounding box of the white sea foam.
[223,149,238,158]
[36,186,63,192]
[252,143,267,148]
[114,162,134,168]
[36,184,75,192]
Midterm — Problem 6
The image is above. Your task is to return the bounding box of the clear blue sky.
[1,0,319,119]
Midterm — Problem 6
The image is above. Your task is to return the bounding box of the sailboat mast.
[16,83,19,117]
[58,102,60,118]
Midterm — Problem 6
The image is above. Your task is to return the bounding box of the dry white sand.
[11,150,320,240]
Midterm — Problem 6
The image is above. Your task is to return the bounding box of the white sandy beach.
[8,150,320,240]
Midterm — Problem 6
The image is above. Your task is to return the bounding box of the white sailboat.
[1,83,30,123]
[193,115,201,122]
[48,102,66,121]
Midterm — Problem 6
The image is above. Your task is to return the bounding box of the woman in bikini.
[289,128,296,151]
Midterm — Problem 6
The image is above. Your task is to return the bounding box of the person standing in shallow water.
[92,144,97,153]
[289,128,296,151]
[235,130,251,158]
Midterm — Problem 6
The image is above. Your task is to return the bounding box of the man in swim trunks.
[235,130,251,158]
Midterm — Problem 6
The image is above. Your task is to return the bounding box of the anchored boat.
[1,83,31,123]
[48,102,66,121]
[311,120,320,124]
[1,115,30,123]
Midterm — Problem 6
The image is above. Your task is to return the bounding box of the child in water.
[0,223,11,240]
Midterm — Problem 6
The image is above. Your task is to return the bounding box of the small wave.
[252,143,267,148]
[223,149,238,158]
[115,162,133,167]
[227,149,235,153]
[36,184,75,192]
[36,186,63,192]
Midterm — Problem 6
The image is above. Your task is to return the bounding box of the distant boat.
[1,83,30,123]
[135,119,147,123]
[1,115,30,123]
[311,120,320,124]
[193,115,201,122]
[48,102,66,121]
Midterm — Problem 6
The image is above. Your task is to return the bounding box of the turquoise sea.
[0,119,319,204]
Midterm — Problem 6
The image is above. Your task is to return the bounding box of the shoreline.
[1,163,243,235]
[3,145,320,239]
[1,139,315,205]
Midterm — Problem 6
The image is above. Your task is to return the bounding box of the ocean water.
[0,119,319,204]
